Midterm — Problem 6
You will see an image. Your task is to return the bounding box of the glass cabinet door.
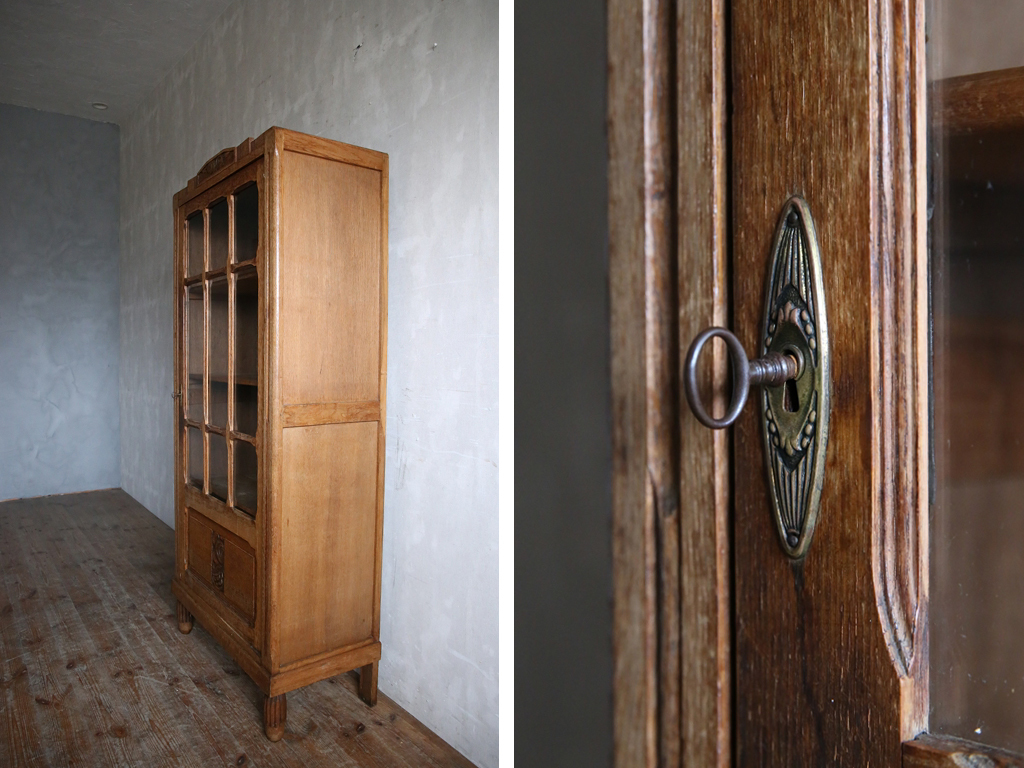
[930,2,1024,752]
[181,174,261,519]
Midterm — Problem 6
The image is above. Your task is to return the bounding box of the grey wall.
[931,0,1024,78]
[515,0,612,764]
[0,103,120,502]
[118,1,497,765]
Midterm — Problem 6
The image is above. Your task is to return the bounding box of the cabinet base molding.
[270,640,382,697]
[173,581,383,697]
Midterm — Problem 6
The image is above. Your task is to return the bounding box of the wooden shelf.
[936,66,1024,135]
[932,68,1024,188]
[189,373,258,386]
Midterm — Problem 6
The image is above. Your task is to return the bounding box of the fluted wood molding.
[263,693,287,742]
[869,0,929,741]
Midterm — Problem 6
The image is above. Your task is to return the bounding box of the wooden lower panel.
[186,509,256,625]
[188,512,214,584]
[181,483,256,547]
[278,422,379,667]
[223,538,256,620]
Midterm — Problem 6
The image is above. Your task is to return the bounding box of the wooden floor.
[0,489,474,767]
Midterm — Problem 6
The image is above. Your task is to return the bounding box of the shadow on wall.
[515,0,612,765]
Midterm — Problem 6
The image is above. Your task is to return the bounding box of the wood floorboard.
[0,489,476,768]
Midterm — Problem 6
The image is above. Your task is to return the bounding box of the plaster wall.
[0,103,121,502]
[118,1,497,765]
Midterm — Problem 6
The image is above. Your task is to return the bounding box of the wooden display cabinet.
[171,127,388,741]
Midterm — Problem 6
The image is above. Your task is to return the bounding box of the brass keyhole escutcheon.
[759,197,830,559]
[682,196,830,559]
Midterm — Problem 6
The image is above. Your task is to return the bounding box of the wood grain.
[266,128,285,675]
[644,0,681,760]
[264,692,287,742]
[937,66,1024,135]
[730,0,923,763]
[608,0,660,762]
[279,150,381,406]
[181,134,265,200]
[181,484,256,548]
[272,641,381,697]
[278,422,379,666]
[0,489,472,767]
[187,510,215,586]
[610,0,730,763]
[868,0,930,740]
[178,158,262,224]
[359,662,379,707]
[279,129,388,173]
[676,0,730,766]
[196,141,249,186]
[282,401,380,428]
[904,734,1024,767]
[176,600,193,633]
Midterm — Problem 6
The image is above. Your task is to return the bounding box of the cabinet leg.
[359,661,378,707]
[263,693,286,742]
[176,601,193,634]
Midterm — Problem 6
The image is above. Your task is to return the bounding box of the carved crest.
[212,532,225,591]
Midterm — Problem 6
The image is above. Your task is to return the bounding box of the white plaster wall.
[118,1,497,765]
[0,103,121,502]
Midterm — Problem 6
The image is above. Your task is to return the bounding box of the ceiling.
[0,0,236,125]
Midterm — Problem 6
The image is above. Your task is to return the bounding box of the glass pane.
[186,283,204,422]
[234,183,259,263]
[186,211,204,276]
[234,440,257,516]
[209,198,228,270]
[236,384,258,437]
[208,277,229,428]
[235,267,258,382]
[187,427,203,489]
[234,267,259,436]
[209,434,228,502]
[930,2,1024,752]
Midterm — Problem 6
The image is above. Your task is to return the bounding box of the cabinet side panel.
[279,150,382,405]
[278,422,379,666]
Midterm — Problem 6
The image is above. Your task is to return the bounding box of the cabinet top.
[174,127,388,208]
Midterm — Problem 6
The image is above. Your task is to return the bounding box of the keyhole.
[784,377,800,412]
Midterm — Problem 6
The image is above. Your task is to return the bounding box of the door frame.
[606,0,987,763]
[609,0,731,765]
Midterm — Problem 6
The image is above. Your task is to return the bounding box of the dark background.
[515,0,612,765]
